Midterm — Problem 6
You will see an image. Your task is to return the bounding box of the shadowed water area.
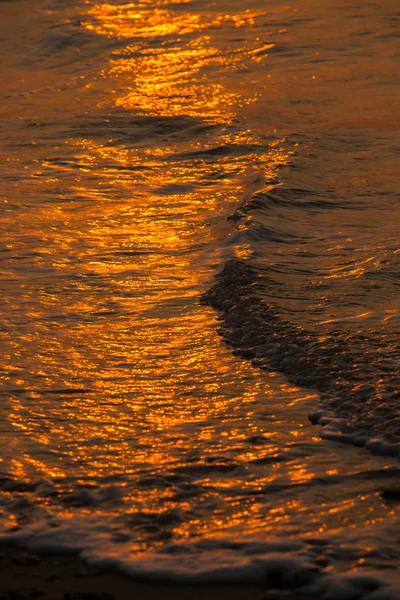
[0,0,399,596]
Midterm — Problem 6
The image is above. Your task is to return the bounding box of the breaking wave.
[204,181,400,457]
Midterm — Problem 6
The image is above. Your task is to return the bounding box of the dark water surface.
[1,0,399,595]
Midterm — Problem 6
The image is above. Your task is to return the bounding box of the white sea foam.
[1,519,400,598]
[205,256,400,458]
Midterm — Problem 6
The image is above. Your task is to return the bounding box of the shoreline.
[0,544,268,600]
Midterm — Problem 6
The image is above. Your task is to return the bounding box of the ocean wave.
[1,520,400,597]
[203,257,400,456]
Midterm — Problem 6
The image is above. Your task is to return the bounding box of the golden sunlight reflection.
[2,108,298,545]
[1,0,398,566]
[83,3,271,121]
[84,4,264,39]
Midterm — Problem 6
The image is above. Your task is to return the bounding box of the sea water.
[0,0,399,596]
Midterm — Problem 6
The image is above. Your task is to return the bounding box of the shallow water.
[0,0,399,596]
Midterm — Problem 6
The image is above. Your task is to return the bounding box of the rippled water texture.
[0,0,399,595]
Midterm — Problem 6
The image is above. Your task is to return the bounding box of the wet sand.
[0,545,268,600]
